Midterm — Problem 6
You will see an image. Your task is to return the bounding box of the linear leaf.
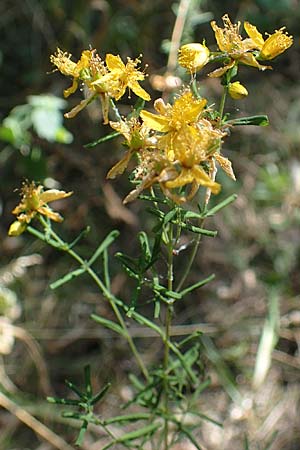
[226,115,269,126]
[91,314,126,336]
[50,267,86,289]
[84,131,120,148]
[203,194,237,217]
[91,382,111,405]
[180,274,215,297]
[88,230,119,266]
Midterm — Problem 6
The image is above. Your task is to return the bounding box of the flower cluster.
[178,14,293,96]
[50,49,150,123]
[8,15,293,234]
[8,181,72,236]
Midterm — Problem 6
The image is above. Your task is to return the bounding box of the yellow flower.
[178,43,210,73]
[161,126,221,201]
[107,118,155,179]
[140,91,207,159]
[209,14,270,77]
[8,181,73,235]
[50,48,94,97]
[228,81,248,99]
[244,22,293,60]
[93,54,150,102]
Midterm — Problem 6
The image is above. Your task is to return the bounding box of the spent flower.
[209,14,271,77]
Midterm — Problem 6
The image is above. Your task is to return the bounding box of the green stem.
[163,224,174,450]
[33,218,149,381]
[175,226,202,292]
[176,84,228,292]
[218,85,228,122]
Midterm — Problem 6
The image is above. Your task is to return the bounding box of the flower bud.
[8,220,27,236]
[228,81,248,100]
[178,43,210,73]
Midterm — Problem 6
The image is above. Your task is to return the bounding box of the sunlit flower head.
[141,91,206,132]
[93,54,150,102]
[140,91,207,163]
[209,14,270,77]
[8,181,73,236]
[178,43,210,73]
[160,126,221,202]
[244,22,293,60]
[228,81,248,99]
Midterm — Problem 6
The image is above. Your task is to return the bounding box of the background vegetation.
[0,0,299,449]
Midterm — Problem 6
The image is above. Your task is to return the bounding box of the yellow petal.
[260,29,293,60]
[165,168,194,188]
[107,151,133,179]
[208,62,235,78]
[140,110,170,132]
[38,206,63,222]
[40,189,73,203]
[244,22,264,49]
[191,166,221,194]
[106,54,125,71]
[64,79,79,98]
[239,53,271,70]
[128,80,151,101]
[211,21,229,52]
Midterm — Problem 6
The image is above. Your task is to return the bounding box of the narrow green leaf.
[103,249,110,289]
[226,115,269,126]
[203,194,237,217]
[75,420,88,446]
[68,226,90,249]
[64,380,84,399]
[174,422,202,450]
[103,413,151,424]
[163,208,177,225]
[90,382,111,405]
[191,411,223,427]
[115,252,139,276]
[88,230,120,266]
[138,231,151,262]
[47,396,80,406]
[115,423,160,442]
[84,365,92,397]
[179,222,217,236]
[180,274,215,297]
[139,194,168,204]
[50,267,86,289]
[127,98,145,118]
[84,131,120,148]
[91,314,126,336]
